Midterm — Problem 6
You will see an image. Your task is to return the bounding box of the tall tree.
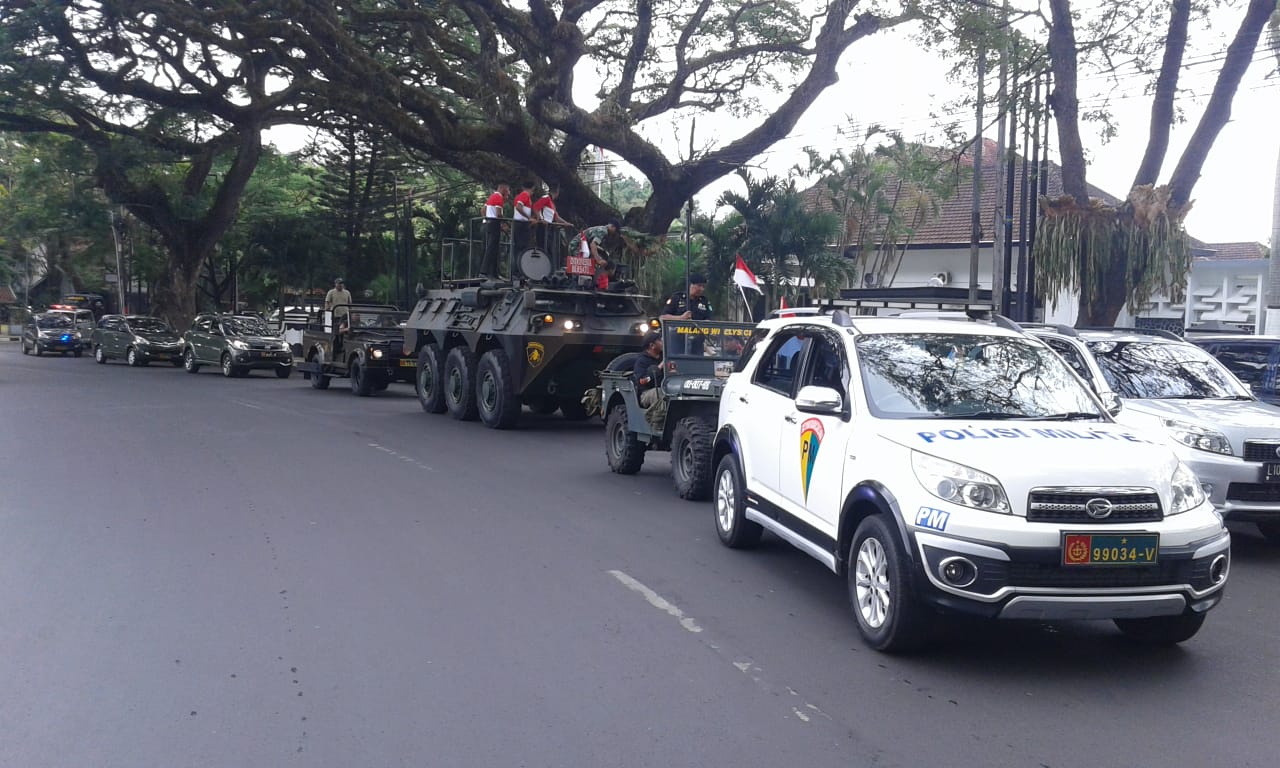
[124,0,922,234]
[0,1,309,323]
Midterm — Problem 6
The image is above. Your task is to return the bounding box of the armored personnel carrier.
[403,240,651,429]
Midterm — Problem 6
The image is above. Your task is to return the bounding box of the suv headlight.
[229,339,249,350]
[1169,461,1207,514]
[135,336,150,346]
[1162,419,1233,456]
[911,451,1010,513]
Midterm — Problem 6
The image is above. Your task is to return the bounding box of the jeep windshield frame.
[855,331,1106,421]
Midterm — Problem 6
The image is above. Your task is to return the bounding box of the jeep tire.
[671,415,716,500]
[477,349,520,429]
[444,345,478,421]
[350,359,374,397]
[713,454,762,549]
[416,344,447,414]
[849,514,929,653]
[605,403,646,474]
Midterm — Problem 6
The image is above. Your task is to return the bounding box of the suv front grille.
[1227,483,1280,503]
[1242,441,1280,463]
[1005,559,1206,589]
[1027,489,1162,523]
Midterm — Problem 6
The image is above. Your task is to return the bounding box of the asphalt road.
[2,342,1279,768]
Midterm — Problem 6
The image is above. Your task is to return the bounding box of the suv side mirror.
[1101,391,1123,417]
[796,385,843,414]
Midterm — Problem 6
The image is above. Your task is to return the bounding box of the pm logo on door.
[799,418,825,502]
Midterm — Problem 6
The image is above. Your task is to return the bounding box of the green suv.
[92,314,185,366]
[183,313,293,378]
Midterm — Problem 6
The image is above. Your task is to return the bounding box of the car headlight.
[1169,460,1207,514]
[911,451,1010,513]
[1161,418,1233,456]
[229,339,249,350]
[135,336,150,346]
[371,348,384,359]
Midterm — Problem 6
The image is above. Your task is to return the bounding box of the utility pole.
[1002,40,1019,317]
[968,33,986,305]
[1015,79,1033,321]
[685,118,695,305]
[991,0,1011,316]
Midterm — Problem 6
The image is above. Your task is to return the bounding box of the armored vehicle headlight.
[635,322,649,333]
[1161,419,1233,456]
[911,451,1010,514]
[229,339,249,350]
[563,319,579,331]
[1169,460,1207,514]
[371,348,384,359]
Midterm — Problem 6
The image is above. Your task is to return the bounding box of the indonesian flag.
[780,295,788,310]
[733,255,762,293]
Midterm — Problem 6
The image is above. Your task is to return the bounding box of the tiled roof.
[0,285,16,304]
[800,138,1126,248]
[1196,241,1268,261]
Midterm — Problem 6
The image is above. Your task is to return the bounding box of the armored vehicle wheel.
[184,348,200,373]
[1114,612,1207,646]
[444,346,479,421]
[605,403,645,474]
[477,349,521,429]
[350,359,375,396]
[416,344,447,414]
[558,396,592,421]
[848,514,930,653]
[275,366,292,378]
[714,454,761,549]
[671,415,716,500]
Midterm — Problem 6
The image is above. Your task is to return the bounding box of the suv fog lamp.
[1161,419,1233,456]
[938,557,977,588]
[911,451,1010,513]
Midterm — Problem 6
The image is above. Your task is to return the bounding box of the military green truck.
[296,304,414,395]
[598,319,758,500]
[402,279,651,429]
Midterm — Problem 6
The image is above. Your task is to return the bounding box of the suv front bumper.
[1182,450,1280,521]
[231,349,294,370]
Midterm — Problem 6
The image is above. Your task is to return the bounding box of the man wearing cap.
[580,218,622,290]
[634,330,666,432]
[660,273,713,321]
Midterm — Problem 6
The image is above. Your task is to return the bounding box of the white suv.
[713,311,1230,652]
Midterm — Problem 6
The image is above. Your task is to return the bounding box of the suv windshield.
[856,332,1102,420]
[129,317,172,333]
[1088,340,1250,399]
[36,315,73,329]
[347,310,406,329]
[223,316,270,336]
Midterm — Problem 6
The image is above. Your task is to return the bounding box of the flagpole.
[739,285,753,322]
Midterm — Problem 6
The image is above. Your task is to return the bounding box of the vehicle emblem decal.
[800,418,825,503]
[1085,497,1114,519]
[1275,445,1280,459]
[526,341,545,367]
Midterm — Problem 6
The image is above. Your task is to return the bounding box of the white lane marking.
[793,708,811,722]
[608,570,703,634]
[366,442,434,471]
[233,399,263,410]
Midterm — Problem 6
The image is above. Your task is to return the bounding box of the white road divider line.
[608,570,703,634]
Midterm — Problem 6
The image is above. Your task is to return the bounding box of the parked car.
[21,312,84,357]
[182,313,293,378]
[1188,334,1280,407]
[712,311,1229,651]
[91,314,185,366]
[1026,326,1280,544]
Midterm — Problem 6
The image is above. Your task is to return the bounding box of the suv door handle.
[784,414,798,424]
[738,395,749,404]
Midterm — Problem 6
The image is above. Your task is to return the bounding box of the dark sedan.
[91,315,186,366]
[183,313,293,378]
[21,313,84,357]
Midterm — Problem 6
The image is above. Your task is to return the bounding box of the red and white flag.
[779,295,788,310]
[733,255,762,293]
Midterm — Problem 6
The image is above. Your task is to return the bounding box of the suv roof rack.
[1078,326,1183,341]
[767,306,824,318]
[892,308,1023,333]
[1019,321,1081,337]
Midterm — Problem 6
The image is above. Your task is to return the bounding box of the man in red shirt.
[532,185,573,255]
[511,180,535,259]
[480,182,509,278]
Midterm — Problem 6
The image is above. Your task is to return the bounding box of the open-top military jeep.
[598,319,758,500]
[296,303,413,395]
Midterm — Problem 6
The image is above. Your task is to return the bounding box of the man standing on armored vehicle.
[480,182,509,278]
[580,218,622,290]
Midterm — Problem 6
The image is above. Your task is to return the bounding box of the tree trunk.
[1133,0,1191,187]
[1269,145,1280,312]
[1167,0,1276,207]
[1046,0,1088,203]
